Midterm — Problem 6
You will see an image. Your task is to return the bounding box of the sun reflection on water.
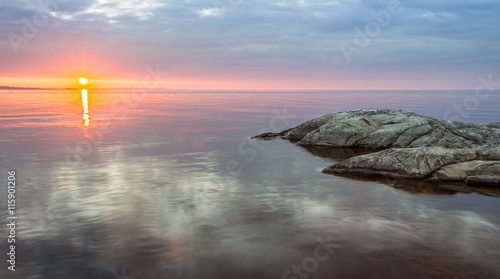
[81,89,89,127]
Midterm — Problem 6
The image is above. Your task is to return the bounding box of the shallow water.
[1,90,500,279]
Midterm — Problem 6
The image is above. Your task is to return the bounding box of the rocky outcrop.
[432,159,500,186]
[323,146,500,186]
[253,109,500,187]
[253,109,500,149]
[322,147,476,179]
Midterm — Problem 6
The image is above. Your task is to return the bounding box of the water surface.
[1,90,499,279]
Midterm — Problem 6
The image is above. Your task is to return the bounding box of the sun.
[79,77,88,85]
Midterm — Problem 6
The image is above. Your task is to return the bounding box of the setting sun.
[79,77,88,85]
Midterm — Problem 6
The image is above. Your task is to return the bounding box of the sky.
[0,0,499,90]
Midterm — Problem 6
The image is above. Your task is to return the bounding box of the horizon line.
[0,86,488,92]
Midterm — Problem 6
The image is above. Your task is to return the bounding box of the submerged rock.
[253,109,500,187]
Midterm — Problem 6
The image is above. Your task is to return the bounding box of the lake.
[1,90,499,279]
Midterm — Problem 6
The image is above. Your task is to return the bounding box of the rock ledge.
[253,109,500,186]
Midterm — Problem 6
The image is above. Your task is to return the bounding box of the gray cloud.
[1,0,500,88]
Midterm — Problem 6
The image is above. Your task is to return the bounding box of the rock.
[322,147,478,179]
[253,109,500,149]
[252,109,500,187]
[323,147,500,186]
[432,161,485,181]
[325,147,500,185]
[433,160,500,182]
[465,175,500,186]
[475,146,500,160]
[297,145,375,161]
[252,128,293,140]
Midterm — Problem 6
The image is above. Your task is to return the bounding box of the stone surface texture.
[253,109,500,186]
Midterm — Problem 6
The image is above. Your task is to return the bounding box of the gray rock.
[432,161,485,181]
[253,109,500,149]
[252,109,500,187]
[324,147,500,186]
[466,175,500,186]
[433,160,500,181]
[475,146,500,160]
[323,147,478,179]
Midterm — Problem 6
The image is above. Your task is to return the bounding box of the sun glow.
[79,77,88,85]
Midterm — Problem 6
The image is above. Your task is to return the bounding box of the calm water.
[1,90,500,279]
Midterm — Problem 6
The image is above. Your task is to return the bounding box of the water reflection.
[6,137,495,279]
[81,89,89,127]
[1,91,500,278]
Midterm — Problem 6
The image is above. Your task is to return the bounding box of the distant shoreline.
[0,86,70,90]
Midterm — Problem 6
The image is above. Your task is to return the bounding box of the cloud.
[1,0,500,88]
